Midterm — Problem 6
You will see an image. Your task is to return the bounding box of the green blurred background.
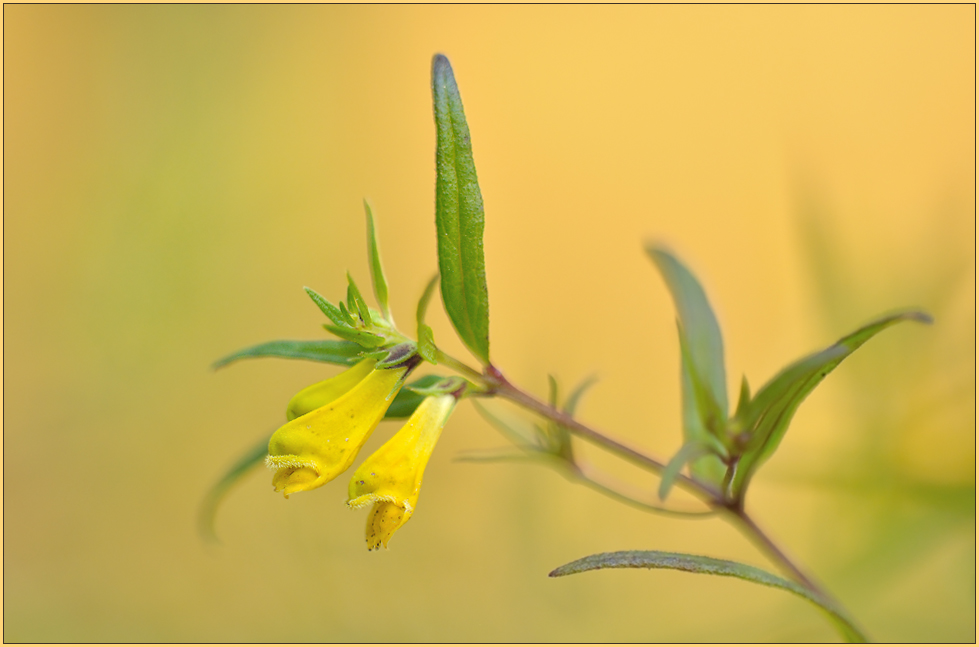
[4,5,975,642]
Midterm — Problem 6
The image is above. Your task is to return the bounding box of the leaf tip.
[642,239,671,260]
[906,310,934,325]
[432,52,452,73]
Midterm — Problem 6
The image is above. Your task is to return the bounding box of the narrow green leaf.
[679,326,727,484]
[323,324,385,348]
[304,286,349,327]
[734,374,751,420]
[732,310,932,495]
[416,273,440,364]
[363,199,391,320]
[549,550,867,643]
[547,374,560,408]
[198,435,269,543]
[647,246,728,426]
[212,339,363,369]
[658,441,712,501]
[563,375,598,417]
[384,375,449,418]
[432,53,490,365]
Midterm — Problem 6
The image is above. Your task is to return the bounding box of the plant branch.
[483,365,723,502]
[461,363,866,639]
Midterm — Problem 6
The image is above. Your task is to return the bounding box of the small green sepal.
[373,342,420,370]
[323,324,385,348]
[304,286,349,328]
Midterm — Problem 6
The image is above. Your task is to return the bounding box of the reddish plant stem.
[482,364,842,614]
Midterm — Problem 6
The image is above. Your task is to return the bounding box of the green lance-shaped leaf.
[730,309,932,496]
[647,246,728,428]
[363,200,391,321]
[212,339,363,369]
[416,273,440,364]
[432,53,490,365]
[549,550,868,642]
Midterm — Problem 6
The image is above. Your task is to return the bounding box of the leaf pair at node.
[647,244,932,504]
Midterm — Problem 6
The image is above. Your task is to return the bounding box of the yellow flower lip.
[347,394,457,550]
[266,358,410,497]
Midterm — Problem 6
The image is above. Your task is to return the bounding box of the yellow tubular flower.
[266,358,408,497]
[347,394,457,550]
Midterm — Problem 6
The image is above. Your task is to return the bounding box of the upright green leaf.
[647,246,728,426]
[547,374,560,408]
[679,326,727,483]
[432,54,490,364]
[731,310,932,496]
[416,273,440,364]
[549,550,868,643]
[212,339,363,369]
[563,375,598,417]
[363,200,391,320]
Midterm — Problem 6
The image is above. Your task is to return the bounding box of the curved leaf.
[213,339,363,369]
[731,309,932,496]
[432,53,490,364]
[647,246,728,484]
[646,246,728,424]
[198,434,269,543]
[549,550,867,643]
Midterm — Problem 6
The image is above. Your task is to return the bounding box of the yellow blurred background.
[3,5,974,642]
